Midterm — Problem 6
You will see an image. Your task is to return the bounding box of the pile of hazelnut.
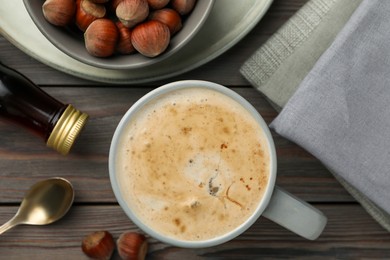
[82,230,148,260]
[42,0,197,58]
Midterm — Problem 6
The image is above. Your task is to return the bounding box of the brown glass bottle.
[0,62,88,155]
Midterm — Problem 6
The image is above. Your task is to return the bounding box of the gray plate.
[0,0,273,84]
[23,0,214,70]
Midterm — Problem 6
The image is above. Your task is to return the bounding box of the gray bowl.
[24,0,214,70]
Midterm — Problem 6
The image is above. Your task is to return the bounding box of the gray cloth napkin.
[241,0,390,232]
[271,0,390,213]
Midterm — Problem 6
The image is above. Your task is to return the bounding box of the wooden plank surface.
[0,205,388,260]
[0,0,389,259]
[0,87,350,203]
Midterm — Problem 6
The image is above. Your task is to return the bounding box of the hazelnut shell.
[42,0,76,26]
[131,20,170,57]
[117,232,148,260]
[81,231,115,260]
[171,0,196,15]
[90,0,110,3]
[84,18,119,57]
[149,8,182,35]
[147,0,170,9]
[76,0,107,32]
[116,0,150,28]
[116,21,136,54]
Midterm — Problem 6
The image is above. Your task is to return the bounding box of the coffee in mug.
[115,87,270,241]
[109,80,327,248]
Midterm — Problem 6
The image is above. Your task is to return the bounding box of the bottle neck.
[47,104,89,155]
[0,63,89,154]
[0,63,65,140]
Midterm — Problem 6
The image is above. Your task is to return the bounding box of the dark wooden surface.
[0,0,389,259]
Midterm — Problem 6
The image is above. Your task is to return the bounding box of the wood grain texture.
[1,0,389,258]
[0,205,388,259]
[0,87,350,203]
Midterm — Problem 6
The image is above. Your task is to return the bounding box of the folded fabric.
[241,0,363,108]
[241,0,390,232]
[270,0,390,219]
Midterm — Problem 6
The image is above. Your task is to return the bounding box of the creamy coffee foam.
[116,87,270,241]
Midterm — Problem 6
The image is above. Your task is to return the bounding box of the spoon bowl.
[0,178,75,234]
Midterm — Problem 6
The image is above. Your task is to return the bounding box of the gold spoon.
[0,178,74,234]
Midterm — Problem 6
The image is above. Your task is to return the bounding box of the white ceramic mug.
[109,80,327,248]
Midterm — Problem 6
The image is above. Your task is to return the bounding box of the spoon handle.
[0,217,19,235]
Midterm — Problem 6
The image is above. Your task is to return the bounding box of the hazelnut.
[89,0,110,3]
[84,18,119,57]
[117,232,148,260]
[81,231,115,260]
[116,0,149,28]
[116,21,136,54]
[76,0,106,32]
[171,0,196,15]
[42,0,76,26]
[147,0,170,9]
[131,20,170,57]
[149,8,182,35]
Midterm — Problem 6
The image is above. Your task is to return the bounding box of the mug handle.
[262,186,327,240]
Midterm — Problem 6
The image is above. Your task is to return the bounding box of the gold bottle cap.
[46,104,89,155]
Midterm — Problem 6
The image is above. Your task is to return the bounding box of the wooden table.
[0,0,389,259]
